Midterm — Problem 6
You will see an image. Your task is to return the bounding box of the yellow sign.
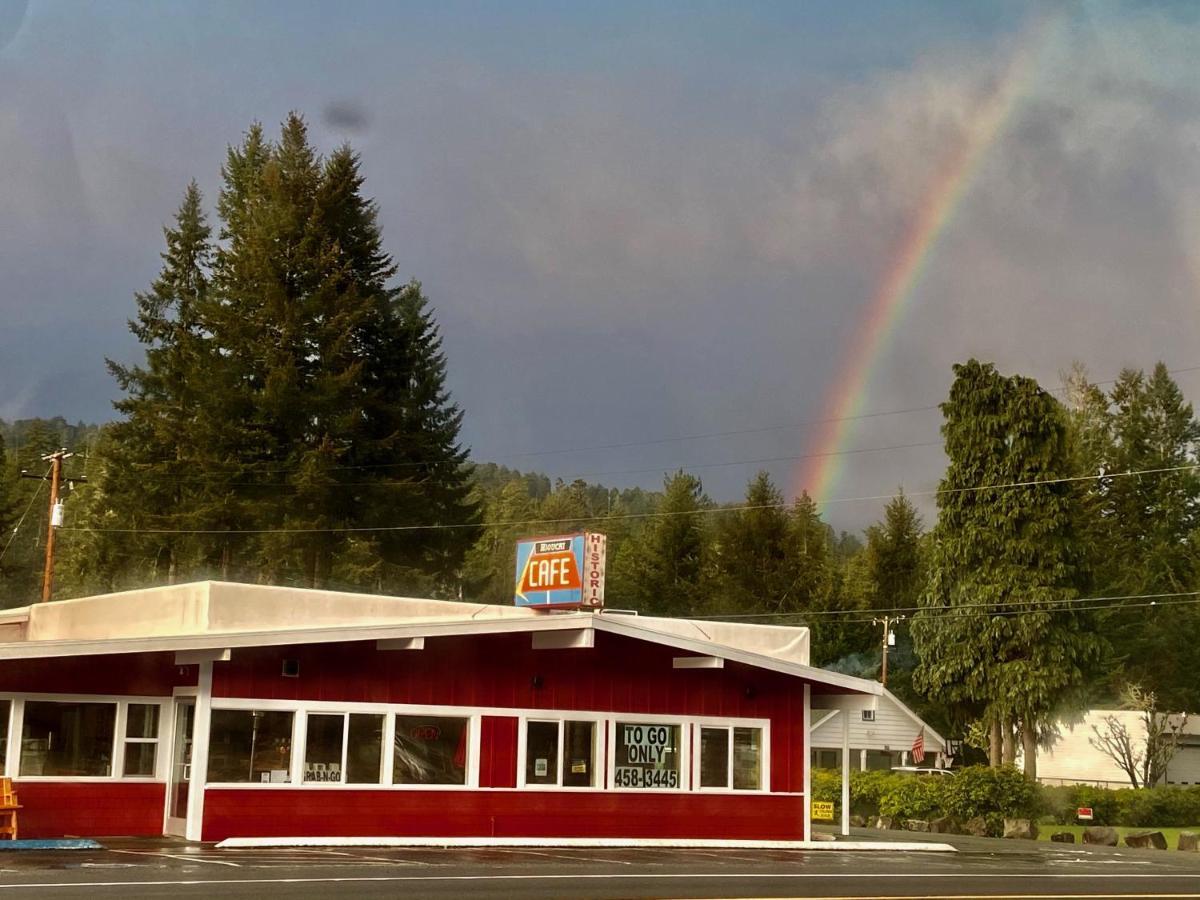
[811,801,835,821]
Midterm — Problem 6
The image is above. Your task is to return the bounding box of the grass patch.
[1038,824,1199,850]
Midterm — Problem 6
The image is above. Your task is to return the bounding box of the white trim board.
[215,836,957,852]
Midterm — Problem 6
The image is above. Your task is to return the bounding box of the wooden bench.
[0,777,20,840]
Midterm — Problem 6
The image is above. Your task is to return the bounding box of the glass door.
[164,699,195,837]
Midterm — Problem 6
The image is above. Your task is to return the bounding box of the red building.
[0,582,877,843]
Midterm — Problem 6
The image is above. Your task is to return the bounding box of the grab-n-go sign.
[514,533,606,609]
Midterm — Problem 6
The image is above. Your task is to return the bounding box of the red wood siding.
[479,716,518,788]
[202,788,803,842]
[211,631,808,794]
[15,782,165,838]
[0,652,192,697]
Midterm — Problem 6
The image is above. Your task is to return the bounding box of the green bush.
[1114,786,1200,827]
[849,770,898,817]
[1037,783,1200,827]
[878,775,947,821]
[942,766,1039,821]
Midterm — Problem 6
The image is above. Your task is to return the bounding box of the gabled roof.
[0,581,879,697]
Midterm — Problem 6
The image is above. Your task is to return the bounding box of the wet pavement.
[0,831,1196,898]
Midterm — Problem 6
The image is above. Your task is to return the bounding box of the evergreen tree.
[867,491,924,611]
[610,471,709,616]
[710,472,795,614]
[1072,363,1200,709]
[912,360,1104,775]
[70,114,477,595]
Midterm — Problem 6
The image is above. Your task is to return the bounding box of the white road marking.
[505,847,635,865]
[109,849,241,868]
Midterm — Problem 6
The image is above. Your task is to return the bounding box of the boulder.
[1083,826,1119,846]
[850,815,867,828]
[904,819,930,833]
[1125,831,1168,850]
[962,817,990,837]
[875,816,894,831]
[930,816,960,835]
[1003,818,1039,840]
[1178,831,1198,852]
[1050,832,1076,844]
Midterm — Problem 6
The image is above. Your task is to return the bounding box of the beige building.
[1036,709,1200,788]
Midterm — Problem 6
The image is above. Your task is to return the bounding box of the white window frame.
[692,723,767,793]
[516,713,606,791]
[0,698,12,778]
[0,692,170,783]
[121,702,164,778]
[606,714,693,794]
[204,697,480,791]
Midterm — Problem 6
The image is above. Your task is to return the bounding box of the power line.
[104,439,941,487]
[59,461,1200,537]
[791,595,1200,627]
[690,589,1200,622]
[0,466,51,567]
[81,362,1200,479]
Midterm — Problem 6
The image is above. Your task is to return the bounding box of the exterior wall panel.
[17,782,165,838]
[479,715,518,789]
[0,652,191,696]
[202,788,804,842]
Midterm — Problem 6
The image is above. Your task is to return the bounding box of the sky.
[2,0,1199,532]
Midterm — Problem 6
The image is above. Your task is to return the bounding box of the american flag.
[911,730,925,764]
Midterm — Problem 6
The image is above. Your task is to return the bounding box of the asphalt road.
[0,834,1198,899]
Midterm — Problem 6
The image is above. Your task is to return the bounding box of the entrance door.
[165,699,196,837]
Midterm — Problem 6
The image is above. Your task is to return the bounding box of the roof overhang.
[0,598,880,697]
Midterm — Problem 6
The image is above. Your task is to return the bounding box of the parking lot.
[0,835,1199,898]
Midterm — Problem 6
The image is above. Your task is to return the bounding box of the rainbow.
[794,17,1059,504]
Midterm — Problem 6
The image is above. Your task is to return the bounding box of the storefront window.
[523,719,597,787]
[393,715,468,785]
[613,722,680,789]
[123,703,160,777]
[562,720,595,787]
[698,725,763,790]
[699,727,729,787]
[733,727,762,790]
[525,721,558,785]
[20,701,116,776]
[207,709,294,783]
[304,714,344,783]
[346,714,384,784]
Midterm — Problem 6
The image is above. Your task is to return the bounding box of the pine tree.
[868,491,923,611]
[710,472,795,614]
[912,360,1104,775]
[610,471,709,616]
[1077,363,1200,709]
[71,114,478,595]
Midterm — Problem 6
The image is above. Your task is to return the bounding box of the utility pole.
[872,614,905,687]
[20,449,85,603]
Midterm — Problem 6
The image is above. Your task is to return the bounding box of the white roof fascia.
[0,611,596,661]
[593,615,881,696]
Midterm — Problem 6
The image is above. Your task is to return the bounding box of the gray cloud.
[1,4,1198,534]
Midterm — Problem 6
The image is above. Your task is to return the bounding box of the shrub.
[849,770,897,817]
[878,775,947,821]
[942,766,1039,821]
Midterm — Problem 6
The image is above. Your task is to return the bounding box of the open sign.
[409,725,442,741]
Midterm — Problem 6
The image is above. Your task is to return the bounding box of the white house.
[1037,709,1200,788]
[809,687,949,771]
